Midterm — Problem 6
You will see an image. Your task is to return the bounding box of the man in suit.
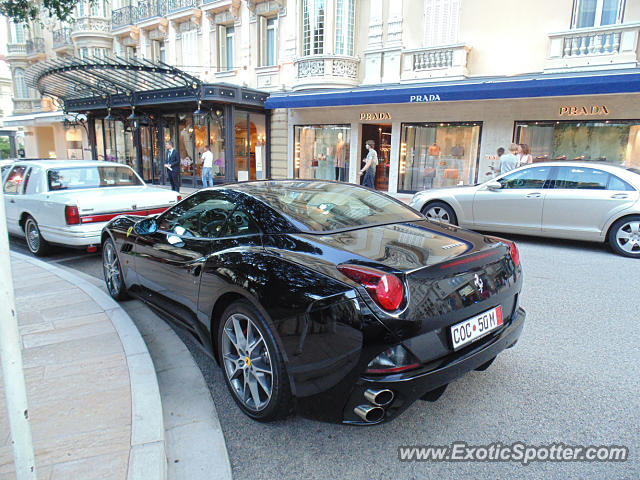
[164,140,181,192]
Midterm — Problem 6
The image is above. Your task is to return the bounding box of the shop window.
[178,114,195,177]
[515,121,640,168]
[95,120,105,161]
[302,0,325,56]
[398,122,481,193]
[65,127,84,160]
[423,0,460,47]
[572,0,624,28]
[258,17,278,66]
[335,0,355,56]
[294,125,351,181]
[209,110,225,180]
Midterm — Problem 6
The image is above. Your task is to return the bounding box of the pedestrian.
[498,143,519,174]
[487,147,505,177]
[164,140,181,192]
[201,144,214,188]
[360,140,378,189]
[517,143,533,167]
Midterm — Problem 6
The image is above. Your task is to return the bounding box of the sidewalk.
[0,253,165,480]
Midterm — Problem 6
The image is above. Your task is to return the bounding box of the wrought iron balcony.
[112,5,137,28]
[25,38,45,56]
[138,0,167,21]
[168,0,200,13]
[53,28,73,49]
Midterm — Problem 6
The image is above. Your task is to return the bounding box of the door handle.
[610,193,628,199]
[525,192,541,198]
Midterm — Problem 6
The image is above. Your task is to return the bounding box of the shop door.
[139,124,153,183]
[152,124,163,184]
[360,124,391,191]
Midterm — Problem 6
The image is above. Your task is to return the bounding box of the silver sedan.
[409,162,640,258]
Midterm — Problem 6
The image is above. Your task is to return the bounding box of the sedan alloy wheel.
[609,216,640,258]
[422,201,457,225]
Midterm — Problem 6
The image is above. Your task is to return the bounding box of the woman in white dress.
[517,143,533,166]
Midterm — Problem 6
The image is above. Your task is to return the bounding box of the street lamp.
[127,106,139,130]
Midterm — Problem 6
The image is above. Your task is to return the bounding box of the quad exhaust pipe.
[354,404,384,423]
[353,389,395,422]
[364,388,394,407]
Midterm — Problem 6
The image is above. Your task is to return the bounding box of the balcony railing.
[168,0,199,13]
[7,43,27,56]
[401,44,470,82]
[112,5,137,28]
[73,16,111,33]
[53,28,73,49]
[293,55,359,90]
[138,0,167,21]
[546,23,640,72]
[26,37,46,56]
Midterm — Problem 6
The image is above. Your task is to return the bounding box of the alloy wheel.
[425,206,451,223]
[103,242,122,296]
[615,220,640,254]
[221,313,273,412]
[25,219,41,253]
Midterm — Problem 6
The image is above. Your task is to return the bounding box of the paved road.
[11,234,639,480]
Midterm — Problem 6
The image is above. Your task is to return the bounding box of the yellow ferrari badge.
[127,226,133,237]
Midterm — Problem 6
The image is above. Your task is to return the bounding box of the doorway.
[360,123,391,191]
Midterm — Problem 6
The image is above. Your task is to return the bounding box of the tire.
[217,300,292,422]
[421,201,458,225]
[24,216,51,257]
[102,238,129,300]
[608,215,640,258]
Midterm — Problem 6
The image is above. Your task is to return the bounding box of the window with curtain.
[572,0,624,28]
[302,0,325,56]
[335,0,355,55]
[258,16,278,66]
[14,69,28,98]
[423,0,460,47]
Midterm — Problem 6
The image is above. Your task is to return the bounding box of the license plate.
[450,306,503,351]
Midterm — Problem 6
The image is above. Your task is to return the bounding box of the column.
[167,21,177,65]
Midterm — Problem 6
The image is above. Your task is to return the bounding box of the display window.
[294,125,351,181]
[515,120,640,168]
[398,122,481,193]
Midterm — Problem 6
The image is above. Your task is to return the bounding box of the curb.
[11,252,167,480]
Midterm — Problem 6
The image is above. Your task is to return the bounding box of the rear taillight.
[65,205,80,225]
[365,345,420,375]
[487,236,520,267]
[338,264,404,311]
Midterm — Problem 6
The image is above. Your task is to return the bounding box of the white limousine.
[3,160,181,256]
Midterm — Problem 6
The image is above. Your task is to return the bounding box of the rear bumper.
[342,306,526,424]
[39,223,106,247]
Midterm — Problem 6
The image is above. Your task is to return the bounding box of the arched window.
[14,69,28,98]
[302,0,325,56]
[335,0,355,55]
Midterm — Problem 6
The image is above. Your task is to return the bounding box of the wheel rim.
[615,221,640,254]
[425,206,451,223]
[221,313,273,412]
[103,243,122,295]
[26,220,40,252]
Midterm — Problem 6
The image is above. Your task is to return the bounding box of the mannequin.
[334,132,347,181]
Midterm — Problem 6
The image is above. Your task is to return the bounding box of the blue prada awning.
[265,69,640,109]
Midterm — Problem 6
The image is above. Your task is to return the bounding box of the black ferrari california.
[101,180,525,424]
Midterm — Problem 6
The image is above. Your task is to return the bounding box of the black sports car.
[101,180,525,424]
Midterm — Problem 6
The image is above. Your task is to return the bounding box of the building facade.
[4,0,640,195]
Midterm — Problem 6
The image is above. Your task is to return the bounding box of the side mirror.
[134,217,157,235]
[486,180,502,191]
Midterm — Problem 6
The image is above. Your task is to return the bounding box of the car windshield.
[47,166,143,191]
[243,181,422,233]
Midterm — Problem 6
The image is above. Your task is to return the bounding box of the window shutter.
[424,0,460,47]
[218,25,227,70]
[258,16,267,66]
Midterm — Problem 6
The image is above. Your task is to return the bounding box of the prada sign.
[360,112,392,121]
[559,105,610,116]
